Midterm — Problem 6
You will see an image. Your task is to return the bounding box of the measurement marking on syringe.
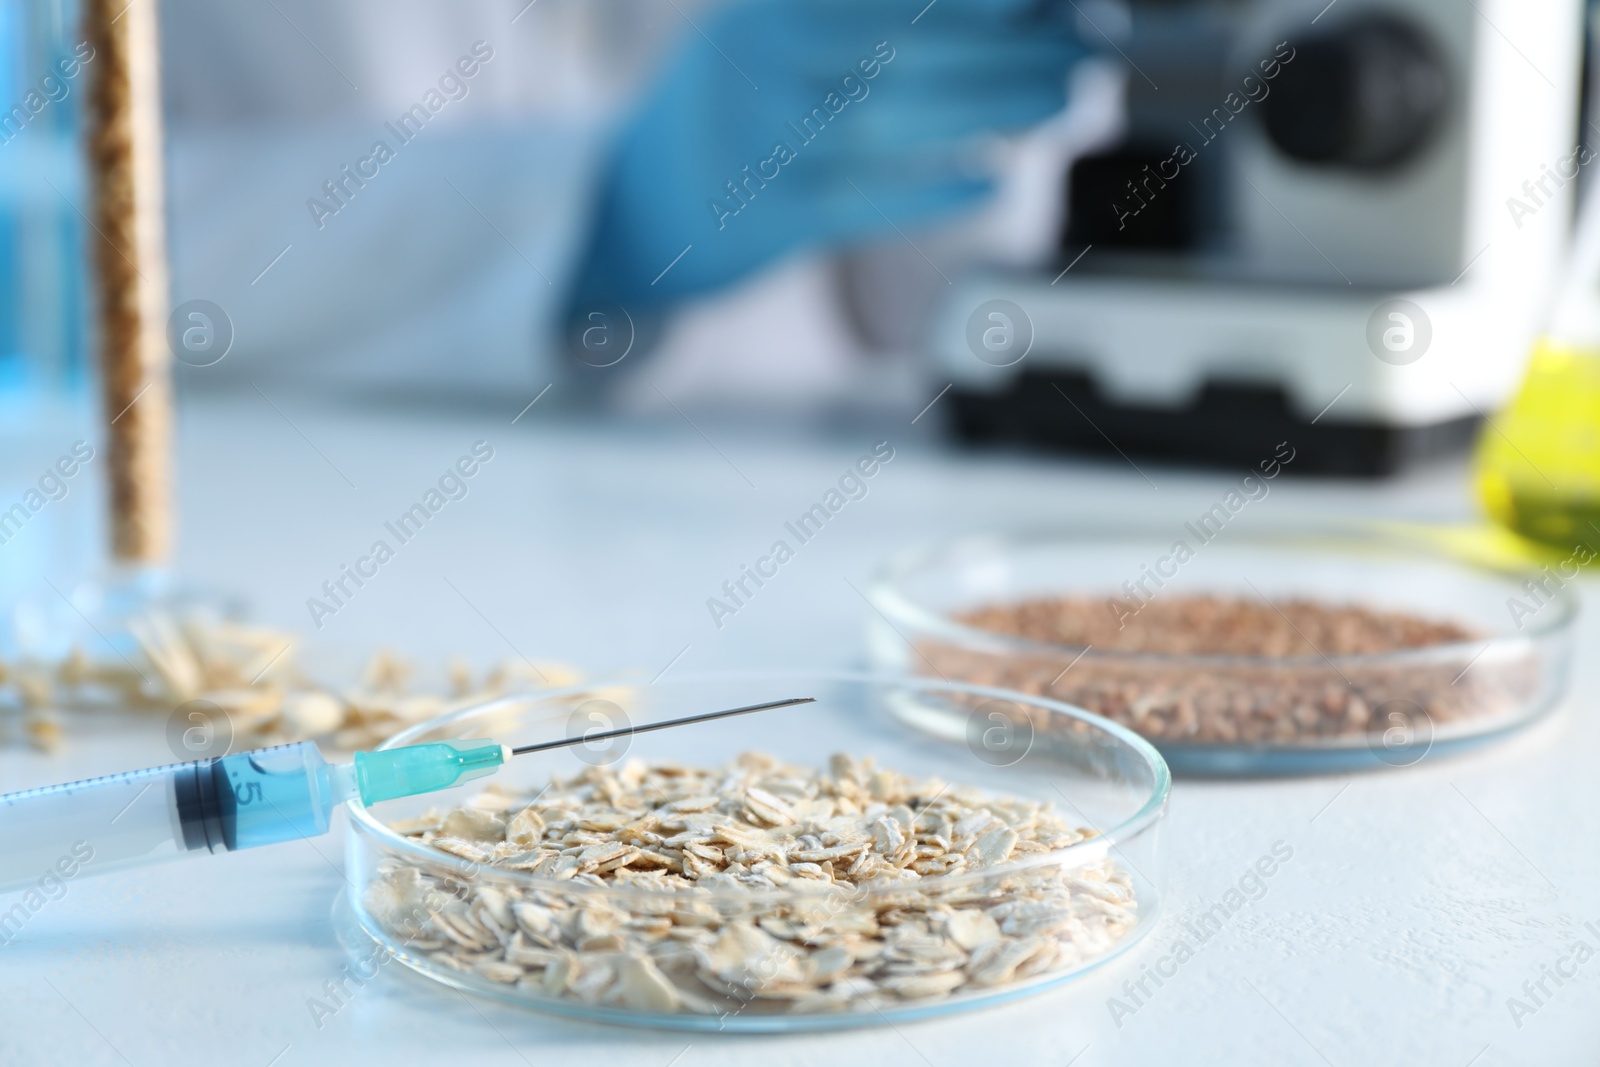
[110,783,154,824]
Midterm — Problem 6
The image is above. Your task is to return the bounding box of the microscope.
[933,0,1586,474]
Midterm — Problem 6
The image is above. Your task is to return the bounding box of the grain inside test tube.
[86,0,173,563]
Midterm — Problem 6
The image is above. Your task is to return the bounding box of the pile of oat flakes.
[366,751,1137,1015]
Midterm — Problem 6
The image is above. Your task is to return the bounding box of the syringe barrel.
[0,761,186,898]
[0,742,341,897]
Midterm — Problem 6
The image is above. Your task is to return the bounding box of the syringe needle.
[508,696,815,757]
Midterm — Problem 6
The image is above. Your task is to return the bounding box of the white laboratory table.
[0,394,1595,1066]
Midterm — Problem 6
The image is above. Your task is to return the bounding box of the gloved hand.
[566,0,1089,316]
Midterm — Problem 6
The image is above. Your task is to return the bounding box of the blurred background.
[2,0,1600,615]
[5,1,1597,418]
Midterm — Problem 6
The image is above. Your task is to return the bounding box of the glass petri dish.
[338,671,1168,1031]
[865,522,1578,775]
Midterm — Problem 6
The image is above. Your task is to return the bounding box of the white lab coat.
[160,0,680,398]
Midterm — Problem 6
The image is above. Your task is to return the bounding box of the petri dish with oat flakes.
[864,523,1577,775]
[338,672,1169,1031]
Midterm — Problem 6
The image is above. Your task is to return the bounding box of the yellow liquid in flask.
[1475,337,1600,553]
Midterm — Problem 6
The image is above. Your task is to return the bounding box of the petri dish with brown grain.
[865,523,1577,775]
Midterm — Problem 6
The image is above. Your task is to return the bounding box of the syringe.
[0,696,812,895]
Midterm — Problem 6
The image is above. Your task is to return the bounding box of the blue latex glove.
[567,0,1088,316]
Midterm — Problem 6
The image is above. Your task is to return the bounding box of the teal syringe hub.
[353,739,508,806]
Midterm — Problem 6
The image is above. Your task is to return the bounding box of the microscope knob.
[1260,16,1448,170]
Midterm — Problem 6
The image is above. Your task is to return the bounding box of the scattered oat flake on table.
[0,610,577,752]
